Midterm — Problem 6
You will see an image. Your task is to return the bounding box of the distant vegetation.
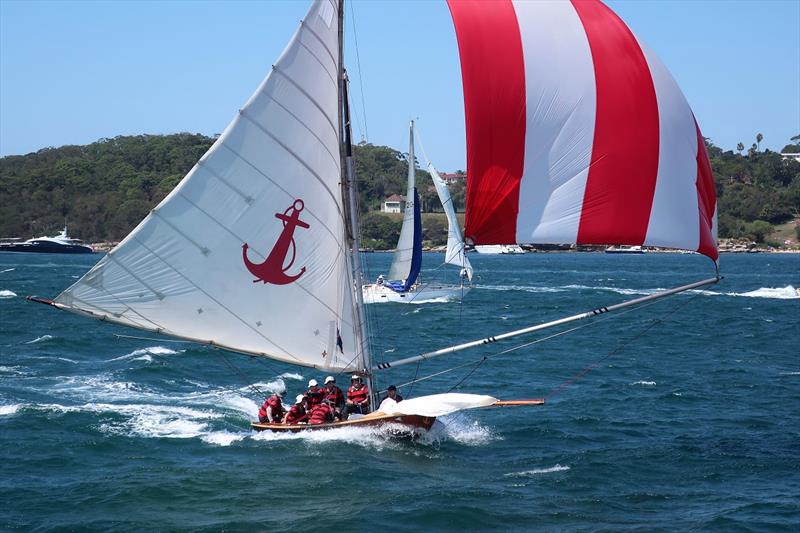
[0,133,797,247]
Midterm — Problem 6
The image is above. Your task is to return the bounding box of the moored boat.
[0,226,93,254]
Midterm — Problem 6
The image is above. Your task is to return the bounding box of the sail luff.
[375,276,721,370]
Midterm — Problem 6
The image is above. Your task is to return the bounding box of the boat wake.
[480,283,800,300]
[732,286,799,300]
[0,289,17,298]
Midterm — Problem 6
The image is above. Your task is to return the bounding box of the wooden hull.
[251,411,436,434]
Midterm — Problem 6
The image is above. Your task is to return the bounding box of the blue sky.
[1,0,798,171]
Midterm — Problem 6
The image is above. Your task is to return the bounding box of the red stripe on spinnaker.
[447,0,526,244]
[694,119,719,261]
[572,0,660,245]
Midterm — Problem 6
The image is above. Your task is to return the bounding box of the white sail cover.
[378,393,497,417]
[428,163,473,281]
[449,0,718,261]
[54,0,364,371]
[387,121,418,281]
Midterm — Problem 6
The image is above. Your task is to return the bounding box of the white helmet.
[325,376,335,384]
[308,379,318,387]
[295,394,305,404]
[351,374,362,381]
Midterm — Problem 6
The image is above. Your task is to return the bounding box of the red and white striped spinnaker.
[448,0,718,261]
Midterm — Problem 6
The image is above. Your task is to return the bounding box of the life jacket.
[284,404,308,425]
[323,385,345,408]
[348,384,369,406]
[307,386,323,406]
[258,394,284,422]
[308,403,334,425]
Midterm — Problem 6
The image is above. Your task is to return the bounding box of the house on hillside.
[439,172,467,185]
[382,194,405,213]
[780,152,800,163]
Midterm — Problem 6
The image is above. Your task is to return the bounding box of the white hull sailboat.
[474,244,524,255]
[361,120,472,304]
[30,0,720,436]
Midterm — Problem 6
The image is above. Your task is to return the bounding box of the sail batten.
[55,0,365,371]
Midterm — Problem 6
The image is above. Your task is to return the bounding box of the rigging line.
[394,293,674,390]
[405,360,422,399]
[447,357,487,392]
[348,0,369,141]
[544,288,707,401]
[213,350,268,398]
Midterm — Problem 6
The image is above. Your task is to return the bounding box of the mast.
[338,0,375,406]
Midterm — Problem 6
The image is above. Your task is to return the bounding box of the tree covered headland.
[0,133,797,247]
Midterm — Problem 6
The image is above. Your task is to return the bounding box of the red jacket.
[258,394,285,423]
[284,404,308,425]
[322,385,345,408]
[348,384,369,406]
[308,403,334,425]
[307,386,324,406]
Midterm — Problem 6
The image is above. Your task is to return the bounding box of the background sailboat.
[362,120,472,304]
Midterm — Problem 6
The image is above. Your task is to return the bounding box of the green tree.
[756,133,764,151]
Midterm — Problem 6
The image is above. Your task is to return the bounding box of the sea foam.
[505,464,571,477]
[0,289,17,298]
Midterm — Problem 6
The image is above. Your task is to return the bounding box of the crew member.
[308,400,335,425]
[322,376,345,419]
[381,384,403,404]
[306,379,323,407]
[284,394,309,425]
[344,374,370,418]
[258,390,286,423]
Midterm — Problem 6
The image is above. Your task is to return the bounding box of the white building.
[382,194,405,213]
[780,152,800,163]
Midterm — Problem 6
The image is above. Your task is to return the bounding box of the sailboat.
[29,0,719,435]
[362,120,472,304]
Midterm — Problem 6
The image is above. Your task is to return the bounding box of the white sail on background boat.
[31,0,722,434]
[362,120,472,304]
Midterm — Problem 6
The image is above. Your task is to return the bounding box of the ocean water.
[1,251,798,531]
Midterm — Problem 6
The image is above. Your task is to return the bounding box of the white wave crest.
[25,334,53,344]
[631,380,657,386]
[106,346,181,362]
[735,286,799,300]
[0,404,22,416]
[505,464,570,477]
[0,365,27,375]
[202,431,246,446]
[0,289,17,298]
[0,268,16,273]
[479,284,565,294]
[279,372,303,381]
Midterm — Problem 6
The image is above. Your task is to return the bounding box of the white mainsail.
[387,121,418,282]
[54,0,364,371]
[428,164,472,281]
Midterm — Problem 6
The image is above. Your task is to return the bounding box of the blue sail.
[403,187,423,291]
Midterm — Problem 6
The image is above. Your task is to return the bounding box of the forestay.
[428,163,473,281]
[387,121,423,290]
[54,0,365,371]
[448,0,718,261]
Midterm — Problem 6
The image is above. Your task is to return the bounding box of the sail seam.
[132,236,305,365]
[106,253,165,300]
[174,191,354,330]
[149,210,210,256]
[67,290,164,332]
[299,20,337,72]
[239,109,343,221]
[294,35,338,87]
[195,159,254,204]
[216,142,348,256]
[271,67,338,137]
[259,91,340,170]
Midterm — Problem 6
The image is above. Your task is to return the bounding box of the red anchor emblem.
[242,199,309,285]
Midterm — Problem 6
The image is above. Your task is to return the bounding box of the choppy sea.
[1,251,798,531]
